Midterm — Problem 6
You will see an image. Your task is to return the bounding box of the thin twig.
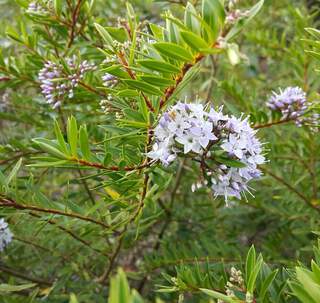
[253,118,292,129]
[261,167,318,213]
[0,263,53,286]
[0,196,110,229]
[29,213,109,257]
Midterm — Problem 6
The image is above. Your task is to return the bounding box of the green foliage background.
[0,0,319,302]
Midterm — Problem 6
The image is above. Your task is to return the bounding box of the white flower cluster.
[148,102,265,200]
[226,267,244,298]
[99,94,113,114]
[0,89,10,112]
[0,218,13,252]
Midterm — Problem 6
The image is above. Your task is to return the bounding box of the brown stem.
[253,118,292,129]
[0,152,40,165]
[0,196,109,229]
[159,53,205,109]
[0,263,53,286]
[77,169,96,205]
[79,81,107,97]
[67,0,84,48]
[73,158,154,171]
[138,159,185,292]
[260,167,318,213]
[96,172,150,283]
[29,212,108,257]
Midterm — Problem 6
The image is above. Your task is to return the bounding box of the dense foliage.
[0,0,319,302]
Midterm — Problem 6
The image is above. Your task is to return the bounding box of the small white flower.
[0,218,13,252]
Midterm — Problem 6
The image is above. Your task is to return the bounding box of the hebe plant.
[0,0,319,302]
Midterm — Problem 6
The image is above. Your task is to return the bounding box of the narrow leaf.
[79,125,91,161]
[180,30,209,51]
[138,59,180,73]
[153,42,194,62]
[67,116,78,157]
[122,79,162,96]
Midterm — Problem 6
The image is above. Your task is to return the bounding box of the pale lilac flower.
[26,1,51,15]
[148,102,266,201]
[102,73,118,88]
[38,57,96,109]
[0,218,13,252]
[267,86,307,125]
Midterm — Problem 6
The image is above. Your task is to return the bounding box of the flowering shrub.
[0,0,319,302]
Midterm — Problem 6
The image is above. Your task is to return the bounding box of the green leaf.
[149,23,164,40]
[247,254,263,293]
[122,79,162,96]
[296,267,320,301]
[131,290,144,303]
[200,288,237,303]
[54,0,62,16]
[69,293,79,303]
[311,260,320,284]
[105,27,127,42]
[138,59,181,73]
[108,268,130,303]
[33,138,68,159]
[180,30,209,51]
[102,65,130,79]
[289,282,318,303]
[5,26,22,43]
[260,269,278,302]
[103,153,112,166]
[116,89,139,97]
[184,2,201,35]
[246,245,256,285]
[54,119,69,155]
[79,125,91,161]
[67,116,78,158]
[6,158,22,186]
[305,27,320,40]
[0,283,36,293]
[153,42,194,62]
[201,0,225,42]
[139,75,175,88]
[94,23,114,46]
[306,50,320,61]
[215,156,246,168]
[198,47,222,54]
[28,159,69,167]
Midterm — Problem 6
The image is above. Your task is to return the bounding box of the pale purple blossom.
[26,1,51,15]
[102,73,118,88]
[38,57,96,109]
[0,218,13,252]
[148,102,266,200]
[267,87,308,126]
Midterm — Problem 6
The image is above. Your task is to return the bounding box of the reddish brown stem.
[159,54,205,109]
[253,118,292,129]
[74,158,154,171]
[67,0,84,48]
[0,196,110,229]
